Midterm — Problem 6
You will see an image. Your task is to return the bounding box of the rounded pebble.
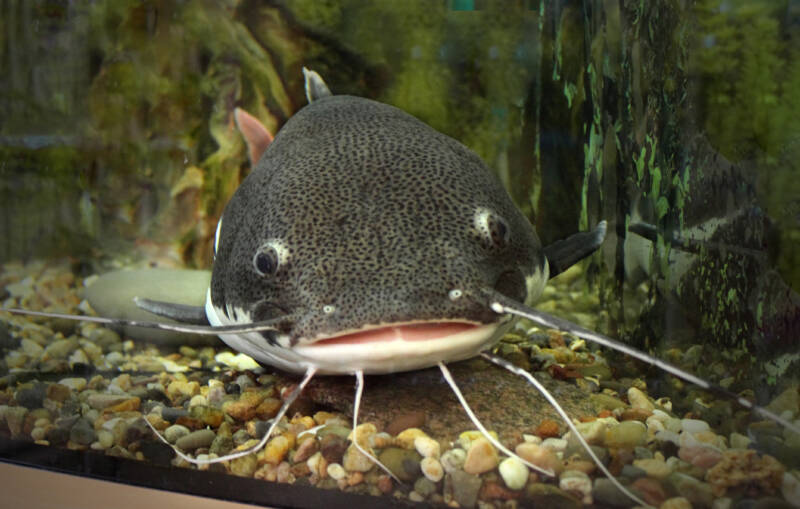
[559,470,592,505]
[262,435,290,465]
[414,436,440,459]
[628,387,655,411]
[230,454,258,477]
[515,441,563,476]
[175,428,216,451]
[97,429,114,449]
[164,424,191,444]
[605,421,647,449]
[660,497,692,509]
[30,427,47,441]
[680,418,710,434]
[541,437,568,452]
[69,418,97,445]
[58,378,87,392]
[420,457,443,482]
[87,393,129,410]
[188,394,207,408]
[633,456,673,480]
[15,385,46,409]
[327,462,346,480]
[498,457,528,490]
[592,477,637,507]
[569,420,607,446]
[408,491,424,502]
[395,428,427,449]
[342,444,374,472]
[20,338,44,358]
[377,447,421,482]
[782,471,800,505]
[414,476,436,497]
[440,448,466,473]
[463,437,498,474]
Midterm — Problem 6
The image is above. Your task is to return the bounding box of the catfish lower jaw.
[293,319,512,375]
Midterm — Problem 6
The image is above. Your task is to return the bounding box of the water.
[1,1,799,507]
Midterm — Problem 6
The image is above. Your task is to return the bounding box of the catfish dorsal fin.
[302,67,332,103]
[543,220,607,278]
[234,107,274,166]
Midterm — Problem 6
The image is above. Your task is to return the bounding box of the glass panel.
[1,1,798,507]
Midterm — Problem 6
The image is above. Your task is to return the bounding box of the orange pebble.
[535,419,560,438]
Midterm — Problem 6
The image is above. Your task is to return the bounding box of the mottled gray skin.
[211,95,545,345]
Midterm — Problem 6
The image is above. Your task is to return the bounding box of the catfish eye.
[253,247,279,276]
[489,217,508,247]
[473,207,510,249]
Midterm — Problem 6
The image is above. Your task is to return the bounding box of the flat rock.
[303,358,598,445]
[85,268,214,346]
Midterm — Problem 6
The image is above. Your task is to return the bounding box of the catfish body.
[207,95,548,373]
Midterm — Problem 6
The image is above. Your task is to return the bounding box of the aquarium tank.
[1,1,799,508]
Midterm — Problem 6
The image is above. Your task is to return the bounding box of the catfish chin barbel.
[5,69,798,508]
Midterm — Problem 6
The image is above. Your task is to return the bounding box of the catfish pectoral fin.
[133,297,209,325]
[543,220,607,278]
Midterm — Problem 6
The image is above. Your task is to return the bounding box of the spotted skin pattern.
[211,95,546,347]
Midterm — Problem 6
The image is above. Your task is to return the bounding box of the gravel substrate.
[1,259,799,508]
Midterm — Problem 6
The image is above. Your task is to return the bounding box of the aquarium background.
[1,1,799,507]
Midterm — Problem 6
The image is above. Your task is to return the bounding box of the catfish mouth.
[310,321,482,346]
[292,318,511,375]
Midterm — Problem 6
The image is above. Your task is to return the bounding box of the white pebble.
[30,427,47,441]
[188,395,207,408]
[628,387,654,411]
[440,449,466,473]
[522,434,542,444]
[559,470,592,505]
[782,471,800,508]
[104,351,124,365]
[654,430,680,445]
[414,436,440,459]
[679,430,708,449]
[97,429,114,449]
[654,397,672,411]
[420,457,443,482]
[327,463,346,480]
[214,351,259,371]
[498,457,528,490]
[306,452,322,476]
[646,416,666,434]
[664,416,682,433]
[568,420,606,445]
[106,383,127,395]
[541,438,568,453]
[651,409,670,421]
[681,418,710,434]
